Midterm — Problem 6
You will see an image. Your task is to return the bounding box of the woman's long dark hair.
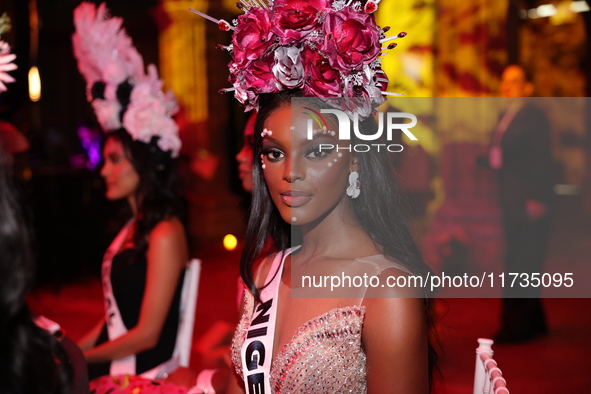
[240,90,438,388]
[102,129,184,257]
[0,148,72,394]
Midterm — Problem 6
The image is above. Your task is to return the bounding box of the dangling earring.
[346,171,361,199]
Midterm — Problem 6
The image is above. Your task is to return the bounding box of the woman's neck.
[298,199,378,261]
[127,195,138,217]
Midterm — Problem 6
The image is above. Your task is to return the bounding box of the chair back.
[174,259,202,367]
[473,338,509,394]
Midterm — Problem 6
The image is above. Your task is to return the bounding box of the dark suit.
[493,102,556,340]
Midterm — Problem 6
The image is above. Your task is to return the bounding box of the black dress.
[88,249,184,380]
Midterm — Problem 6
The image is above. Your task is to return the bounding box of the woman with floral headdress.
[72,3,190,382]
[193,0,437,392]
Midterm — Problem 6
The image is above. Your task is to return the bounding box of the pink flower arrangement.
[0,41,17,92]
[208,0,403,118]
[321,7,381,70]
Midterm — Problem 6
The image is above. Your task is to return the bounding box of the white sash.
[101,219,138,376]
[241,247,298,394]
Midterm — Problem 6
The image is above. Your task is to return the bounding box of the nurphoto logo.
[304,107,418,153]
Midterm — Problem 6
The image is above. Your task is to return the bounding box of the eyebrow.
[309,132,336,141]
[262,131,337,148]
[262,136,282,146]
[105,151,122,159]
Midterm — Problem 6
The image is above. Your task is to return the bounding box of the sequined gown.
[231,254,409,393]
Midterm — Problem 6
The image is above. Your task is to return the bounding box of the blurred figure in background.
[235,112,257,193]
[491,65,556,343]
[1,34,88,393]
[0,142,85,394]
[0,120,29,168]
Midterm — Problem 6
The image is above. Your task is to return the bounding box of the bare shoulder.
[147,217,188,265]
[362,296,428,348]
[149,217,186,241]
[362,294,425,316]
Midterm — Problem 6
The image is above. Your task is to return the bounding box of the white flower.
[162,90,179,116]
[0,41,17,92]
[129,82,156,106]
[155,118,181,158]
[122,80,181,155]
[91,99,122,131]
[122,98,162,143]
[272,46,304,88]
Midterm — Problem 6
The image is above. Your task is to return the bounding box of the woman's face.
[100,137,140,202]
[236,113,256,192]
[261,104,355,225]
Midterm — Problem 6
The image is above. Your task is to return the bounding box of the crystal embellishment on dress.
[231,289,367,393]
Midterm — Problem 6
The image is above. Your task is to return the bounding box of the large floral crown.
[72,2,181,157]
[192,0,403,118]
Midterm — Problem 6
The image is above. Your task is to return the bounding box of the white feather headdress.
[72,2,181,157]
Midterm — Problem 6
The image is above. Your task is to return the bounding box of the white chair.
[473,338,509,394]
[145,258,201,379]
[174,259,202,367]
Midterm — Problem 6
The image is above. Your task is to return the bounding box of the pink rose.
[321,8,381,70]
[155,118,181,157]
[91,99,122,131]
[272,46,304,88]
[232,8,275,66]
[271,0,327,44]
[301,48,341,97]
[129,82,154,104]
[122,99,164,143]
[237,53,279,94]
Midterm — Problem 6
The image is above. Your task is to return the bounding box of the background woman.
[72,2,188,381]
[236,112,257,194]
[78,128,188,380]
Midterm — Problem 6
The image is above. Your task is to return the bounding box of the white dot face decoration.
[260,153,266,169]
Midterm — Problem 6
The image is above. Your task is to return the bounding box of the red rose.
[239,53,279,94]
[271,0,326,44]
[301,48,341,97]
[232,8,275,66]
[321,8,381,70]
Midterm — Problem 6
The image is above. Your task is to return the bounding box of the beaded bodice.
[231,289,367,393]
